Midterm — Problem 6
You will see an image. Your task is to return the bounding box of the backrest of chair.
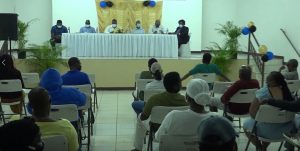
[87,73,96,84]
[63,84,92,110]
[229,89,257,103]
[136,79,153,91]
[150,106,189,124]
[21,73,40,88]
[144,89,164,102]
[159,135,199,151]
[50,104,78,122]
[192,73,216,83]
[0,79,22,92]
[42,135,68,151]
[212,81,234,95]
[286,80,300,92]
[255,105,295,123]
[135,73,141,82]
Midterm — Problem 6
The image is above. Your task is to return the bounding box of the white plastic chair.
[286,80,300,93]
[62,84,92,150]
[136,79,154,92]
[87,73,98,111]
[178,33,191,58]
[21,73,40,89]
[144,89,164,102]
[147,106,189,151]
[245,105,295,151]
[159,135,199,151]
[224,89,257,129]
[192,73,216,84]
[0,79,27,123]
[42,135,68,151]
[212,81,234,97]
[50,104,78,122]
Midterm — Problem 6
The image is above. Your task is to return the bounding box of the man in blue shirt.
[62,57,91,85]
[131,20,145,34]
[50,20,68,46]
[80,20,96,33]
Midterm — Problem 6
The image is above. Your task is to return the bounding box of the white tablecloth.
[61,33,178,58]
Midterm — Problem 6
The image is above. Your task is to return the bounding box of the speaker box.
[0,13,18,40]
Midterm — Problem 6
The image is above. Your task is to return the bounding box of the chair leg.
[87,109,91,151]
[278,141,283,151]
[239,118,242,129]
[245,138,251,151]
[147,127,153,151]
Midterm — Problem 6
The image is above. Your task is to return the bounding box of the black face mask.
[155,24,160,28]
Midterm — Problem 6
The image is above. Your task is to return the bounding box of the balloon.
[266,51,274,60]
[247,21,255,28]
[106,1,113,7]
[143,1,149,6]
[242,27,250,35]
[261,54,269,62]
[100,1,107,8]
[249,25,256,33]
[149,1,156,7]
[258,45,268,54]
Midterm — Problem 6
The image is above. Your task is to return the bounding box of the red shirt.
[221,79,260,114]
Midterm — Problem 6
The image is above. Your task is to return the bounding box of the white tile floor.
[0,90,286,151]
[90,90,284,151]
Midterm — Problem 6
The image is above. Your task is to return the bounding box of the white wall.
[0,0,52,46]
[162,0,202,51]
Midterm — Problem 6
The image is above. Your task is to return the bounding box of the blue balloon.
[100,1,107,8]
[149,1,156,7]
[242,27,250,35]
[266,51,274,60]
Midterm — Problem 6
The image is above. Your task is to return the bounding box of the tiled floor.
[0,90,285,151]
[90,90,284,151]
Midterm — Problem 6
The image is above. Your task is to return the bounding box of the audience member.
[29,87,79,151]
[155,79,217,141]
[39,68,86,106]
[279,59,299,80]
[62,57,91,85]
[243,71,294,151]
[0,54,25,114]
[50,20,68,46]
[0,118,43,151]
[131,20,145,34]
[198,116,238,151]
[149,19,166,34]
[181,53,230,82]
[209,65,259,114]
[79,20,96,33]
[104,19,121,33]
[174,19,190,48]
[131,72,188,151]
[132,62,165,115]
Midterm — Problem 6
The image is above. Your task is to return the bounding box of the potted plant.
[16,19,38,59]
[25,42,67,74]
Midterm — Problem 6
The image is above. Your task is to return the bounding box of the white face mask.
[179,24,183,28]
[57,25,62,28]
[112,24,117,28]
[85,25,90,28]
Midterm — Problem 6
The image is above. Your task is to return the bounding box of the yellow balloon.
[258,45,268,54]
[247,21,255,28]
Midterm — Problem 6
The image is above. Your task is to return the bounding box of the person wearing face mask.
[50,20,68,46]
[131,20,145,34]
[79,20,96,33]
[104,19,122,33]
[174,19,190,48]
[149,19,166,34]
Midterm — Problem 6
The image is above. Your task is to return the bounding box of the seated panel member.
[50,20,68,46]
[80,20,96,33]
[104,19,122,33]
[131,20,145,34]
[149,19,165,34]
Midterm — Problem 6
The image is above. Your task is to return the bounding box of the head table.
[61,33,178,58]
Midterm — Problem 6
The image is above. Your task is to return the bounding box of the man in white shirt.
[149,19,166,34]
[155,79,217,141]
[279,59,299,80]
[131,20,145,34]
[104,19,121,33]
[79,20,96,33]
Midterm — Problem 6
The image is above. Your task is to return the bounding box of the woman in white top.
[155,79,217,141]
[132,62,165,115]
